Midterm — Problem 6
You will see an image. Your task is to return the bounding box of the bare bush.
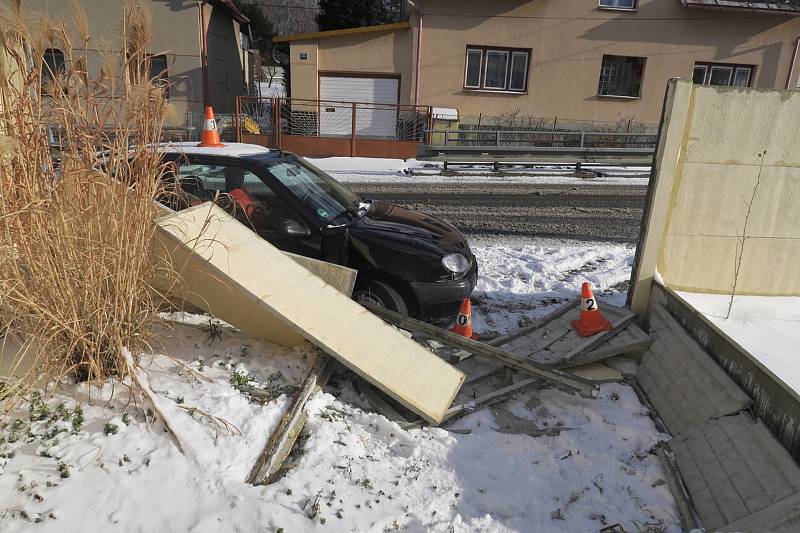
[0,2,175,406]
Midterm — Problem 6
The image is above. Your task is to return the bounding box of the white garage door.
[319,76,399,139]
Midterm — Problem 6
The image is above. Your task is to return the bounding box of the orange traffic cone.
[197,106,224,148]
[450,298,479,340]
[571,282,613,337]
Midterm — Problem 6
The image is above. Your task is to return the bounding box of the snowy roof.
[161,142,270,158]
[681,0,800,14]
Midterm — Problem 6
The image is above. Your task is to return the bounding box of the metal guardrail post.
[496,130,501,147]
[580,132,585,149]
[350,102,357,157]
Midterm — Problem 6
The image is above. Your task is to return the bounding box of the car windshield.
[262,157,360,223]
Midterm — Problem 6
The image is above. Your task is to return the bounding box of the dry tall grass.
[0,2,176,405]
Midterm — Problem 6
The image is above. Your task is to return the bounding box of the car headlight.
[442,253,470,274]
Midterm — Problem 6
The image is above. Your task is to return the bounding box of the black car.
[161,143,477,318]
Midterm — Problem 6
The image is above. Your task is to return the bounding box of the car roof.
[160,142,272,158]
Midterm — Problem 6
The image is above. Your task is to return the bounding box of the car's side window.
[177,161,299,234]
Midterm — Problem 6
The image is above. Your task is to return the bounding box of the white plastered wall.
[631,80,800,314]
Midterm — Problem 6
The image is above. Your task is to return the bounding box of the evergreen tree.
[316,0,400,32]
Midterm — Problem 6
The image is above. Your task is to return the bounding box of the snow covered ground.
[308,157,650,186]
[0,237,677,532]
[677,292,800,395]
[470,237,636,337]
[0,323,678,532]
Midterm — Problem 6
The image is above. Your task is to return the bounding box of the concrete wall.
[289,0,800,124]
[289,41,320,101]
[204,3,246,113]
[630,79,800,315]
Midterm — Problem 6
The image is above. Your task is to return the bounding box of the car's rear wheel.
[353,279,408,315]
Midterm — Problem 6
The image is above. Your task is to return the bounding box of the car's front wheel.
[353,279,408,315]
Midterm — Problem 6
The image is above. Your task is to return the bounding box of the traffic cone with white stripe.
[450,298,479,340]
[197,106,224,148]
[571,282,613,337]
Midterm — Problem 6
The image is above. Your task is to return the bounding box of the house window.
[464,49,483,88]
[147,54,169,96]
[598,0,637,9]
[463,45,530,93]
[42,48,65,86]
[598,55,645,98]
[693,62,753,87]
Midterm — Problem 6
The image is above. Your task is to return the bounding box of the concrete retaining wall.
[630,80,800,314]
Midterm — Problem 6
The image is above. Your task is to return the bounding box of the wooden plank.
[354,378,412,424]
[364,303,598,399]
[247,354,336,485]
[445,377,542,421]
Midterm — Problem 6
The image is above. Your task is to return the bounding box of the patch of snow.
[470,237,636,336]
[676,292,800,395]
[0,318,678,532]
[161,142,270,157]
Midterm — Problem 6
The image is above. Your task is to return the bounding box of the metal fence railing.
[426,129,658,151]
[235,96,432,143]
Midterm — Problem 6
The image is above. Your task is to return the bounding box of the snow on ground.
[470,236,636,337]
[308,157,650,186]
[0,236,676,532]
[0,311,679,531]
[677,292,800,395]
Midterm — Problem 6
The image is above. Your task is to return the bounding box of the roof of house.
[208,0,250,24]
[682,0,800,14]
[273,22,411,43]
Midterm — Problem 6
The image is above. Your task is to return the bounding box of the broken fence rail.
[362,303,599,399]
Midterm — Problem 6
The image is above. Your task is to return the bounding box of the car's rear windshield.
[262,157,360,223]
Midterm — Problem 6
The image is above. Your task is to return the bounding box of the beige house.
[277,0,800,126]
[3,0,252,127]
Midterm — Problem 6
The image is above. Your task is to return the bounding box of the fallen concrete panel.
[153,203,464,424]
[285,252,356,297]
[670,413,800,532]
[637,304,751,437]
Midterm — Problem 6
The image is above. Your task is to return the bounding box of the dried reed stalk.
[0,1,177,407]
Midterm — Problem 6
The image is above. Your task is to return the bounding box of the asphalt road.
[351,181,649,242]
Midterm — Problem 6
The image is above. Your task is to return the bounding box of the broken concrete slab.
[636,305,751,437]
[490,299,638,368]
[153,203,465,424]
[670,413,800,532]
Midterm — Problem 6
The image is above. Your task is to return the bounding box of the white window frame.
[464,48,483,89]
[693,65,708,84]
[509,51,529,92]
[733,67,751,87]
[709,65,733,86]
[483,50,510,90]
[598,0,637,9]
[693,62,754,87]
